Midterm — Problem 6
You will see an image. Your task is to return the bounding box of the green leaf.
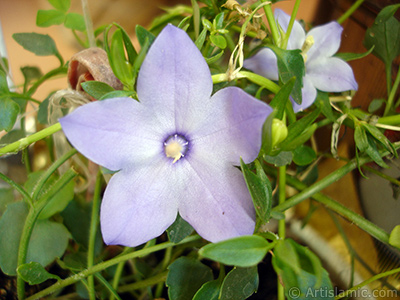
[81,81,115,99]
[17,261,60,284]
[13,33,59,57]
[273,239,334,300]
[268,45,304,104]
[314,91,335,122]
[334,46,374,61]
[365,133,388,168]
[0,96,19,132]
[205,50,224,64]
[389,225,400,248]
[36,10,65,27]
[21,66,43,91]
[368,98,385,113]
[167,257,213,300]
[37,96,50,124]
[363,123,396,156]
[167,213,194,243]
[241,159,272,224]
[193,279,221,300]
[48,0,70,12]
[264,151,293,167]
[0,202,70,275]
[364,11,400,69]
[219,266,259,300]
[0,188,14,217]
[292,145,316,166]
[135,25,156,49]
[195,27,208,50]
[354,124,369,152]
[109,29,134,87]
[199,235,271,267]
[270,77,295,120]
[114,24,138,65]
[278,109,320,151]
[99,90,135,100]
[260,110,276,156]
[376,4,400,23]
[64,13,86,32]
[210,34,227,49]
[0,69,9,94]
[61,200,102,251]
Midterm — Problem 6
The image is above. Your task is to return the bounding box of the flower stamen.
[301,35,314,63]
[164,134,189,164]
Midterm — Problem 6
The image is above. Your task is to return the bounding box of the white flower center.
[164,134,189,163]
[301,35,314,63]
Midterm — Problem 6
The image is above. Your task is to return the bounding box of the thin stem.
[277,165,286,300]
[362,164,400,187]
[384,66,400,116]
[335,267,400,300]
[337,0,365,24]
[0,172,32,204]
[81,0,96,48]
[88,171,103,300]
[118,271,168,293]
[26,235,202,300]
[27,67,67,97]
[378,114,400,126]
[237,71,280,93]
[110,248,132,300]
[265,163,393,246]
[281,0,301,49]
[17,169,78,300]
[31,148,77,201]
[0,123,62,157]
[263,2,280,46]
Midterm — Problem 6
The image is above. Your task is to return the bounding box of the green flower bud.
[271,118,288,148]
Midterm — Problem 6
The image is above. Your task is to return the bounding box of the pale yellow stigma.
[165,141,183,163]
[301,35,314,62]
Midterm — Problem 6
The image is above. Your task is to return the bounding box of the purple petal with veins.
[60,24,272,247]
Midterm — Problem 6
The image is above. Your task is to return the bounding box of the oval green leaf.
[199,235,271,267]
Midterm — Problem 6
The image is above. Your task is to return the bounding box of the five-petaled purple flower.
[60,25,272,247]
[244,9,358,112]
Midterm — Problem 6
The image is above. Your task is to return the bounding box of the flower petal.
[243,48,279,81]
[190,87,272,165]
[60,97,166,171]
[307,57,358,92]
[179,158,255,243]
[100,160,179,247]
[136,24,213,132]
[275,9,305,50]
[306,21,343,61]
[291,75,317,112]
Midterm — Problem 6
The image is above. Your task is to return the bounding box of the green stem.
[378,114,400,126]
[263,2,280,46]
[7,93,41,104]
[266,161,393,246]
[110,247,132,300]
[335,267,400,300]
[237,71,280,93]
[277,166,286,300]
[362,164,400,187]
[118,271,168,293]
[81,0,96,48]
[27,67,67,97]
[88,171,103,300]
[281,0,301,49]
[17,169,78,300]
[384,66,400,116]
[0,173,32,204]
[26,235,201,300]
[337,0,365,24]
[0,123,62,157]
[31,148,77,201]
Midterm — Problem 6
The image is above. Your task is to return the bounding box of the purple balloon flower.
[60,25,272,247]
[244,9,358,112]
